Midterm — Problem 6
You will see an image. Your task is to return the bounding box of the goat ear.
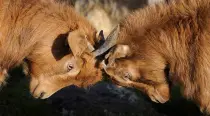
[67,30,95,57]
[93,24,120,56]
[106,44,132,63]
[94,30,105,49]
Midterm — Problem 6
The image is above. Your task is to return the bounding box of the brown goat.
[97,0,210,114]
[55,0,166,37]
[0,0,166,99]
[0,0,103,99]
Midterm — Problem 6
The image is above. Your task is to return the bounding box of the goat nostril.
[124,73,132,80]
[39,92,46,99]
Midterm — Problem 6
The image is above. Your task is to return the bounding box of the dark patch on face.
[95,48,112,69]
[94,30,106,49]
[52,33,71,61]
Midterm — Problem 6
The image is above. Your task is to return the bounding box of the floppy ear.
[67,30,95,57]
[93,24,120,57]
[105,44,132,63]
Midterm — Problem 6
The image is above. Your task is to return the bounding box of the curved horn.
[93,24,120,56]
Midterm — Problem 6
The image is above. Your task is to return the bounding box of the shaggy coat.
[0,0,166,99]
[103,0,210,114]
[0,0,102,99]
[55,0,166,37]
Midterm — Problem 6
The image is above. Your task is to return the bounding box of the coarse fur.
[55,0,166,37]
[0,0,102,99]
[0,0,166,99]
[103,0,210,114]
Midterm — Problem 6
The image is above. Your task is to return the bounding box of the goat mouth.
[31,84,39,97]
[122,77,131,81]
[31,84,47,99]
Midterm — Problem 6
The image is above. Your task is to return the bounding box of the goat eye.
[67,63,74,72]
[124,72,132,80]
[110,62,116,67]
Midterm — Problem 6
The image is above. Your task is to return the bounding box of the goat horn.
[93,24,120,56]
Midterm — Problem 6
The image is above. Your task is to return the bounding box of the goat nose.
[32,89,46,99]
[39,92,46,99]
[31,84,46,99]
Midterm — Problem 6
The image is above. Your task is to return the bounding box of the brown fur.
[55,0,166,37]
[103,0,210,114]
[0,0,102,99]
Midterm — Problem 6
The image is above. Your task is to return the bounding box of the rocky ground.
[48,81,201,116]
[0,67,59,116]
[0,67,202,116]
[48,82,166,116]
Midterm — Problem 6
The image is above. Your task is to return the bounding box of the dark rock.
[48,82,166,116]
